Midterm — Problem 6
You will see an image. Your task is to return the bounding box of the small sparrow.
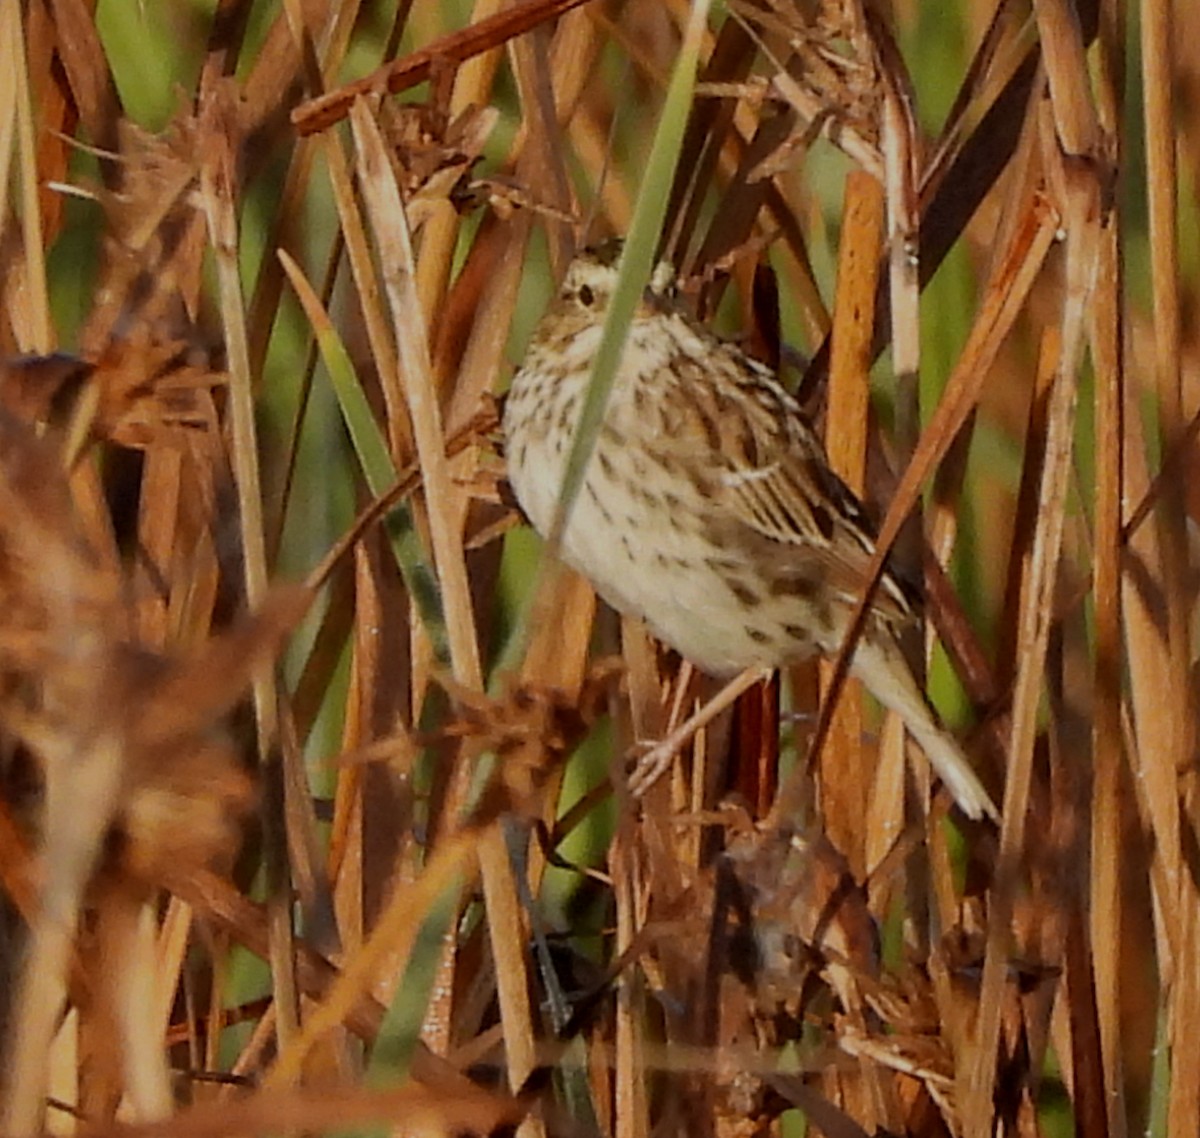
[503,243,997,821]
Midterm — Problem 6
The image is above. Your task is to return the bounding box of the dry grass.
[0,1,1193,1136]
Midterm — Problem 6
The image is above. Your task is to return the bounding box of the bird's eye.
[578,284,595,306]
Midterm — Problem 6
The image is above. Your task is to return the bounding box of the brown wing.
[655,341,915,625]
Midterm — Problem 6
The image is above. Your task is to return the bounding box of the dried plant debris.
[380,100,500,227]
[0,410,304,895]
[637,817,995,1137]
[0,353,96,425]
[84,118,209,340]
[729,0,909,180]
[429,666,619,813]
[36,111,231,455]
[0,408,306,1133]
[721,823,880,1016]
[92,333,223,447]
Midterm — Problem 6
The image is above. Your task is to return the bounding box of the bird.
[503,241,998,822]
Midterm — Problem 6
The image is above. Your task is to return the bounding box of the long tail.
[850,639,999,822]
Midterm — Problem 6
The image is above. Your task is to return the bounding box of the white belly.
[506,342,799,675]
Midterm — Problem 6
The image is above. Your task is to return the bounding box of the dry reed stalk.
[1088,4,1127,1132]
[821,169,882,872]
[1140,4,1200,1130]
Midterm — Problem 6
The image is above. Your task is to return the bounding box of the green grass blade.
[279,250,450,665]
